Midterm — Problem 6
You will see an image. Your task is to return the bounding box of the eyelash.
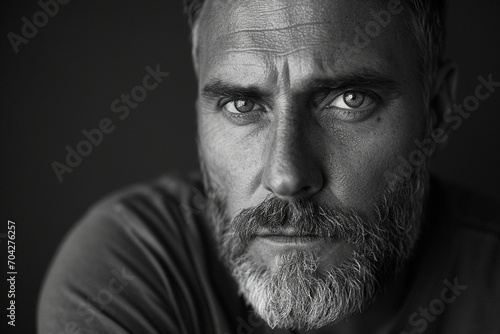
[320,90,381,121]
[218,98,266,124]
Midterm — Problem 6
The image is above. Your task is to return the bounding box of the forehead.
[196,0,416,87]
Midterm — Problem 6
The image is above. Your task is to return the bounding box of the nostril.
[263,170,323,198]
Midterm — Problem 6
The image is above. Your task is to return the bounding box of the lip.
[255,235,325,246]
[255,227,320,237]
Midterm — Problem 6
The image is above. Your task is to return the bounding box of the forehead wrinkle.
[213,0,343,57]
[228,1,332,31]
[222,45,326,58]
[200,0,401,58]
[217,25,336,58]
[199,0,415,95]
[257,3,313,15]
[224,20,334,37]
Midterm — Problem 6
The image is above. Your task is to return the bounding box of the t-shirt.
[37,173,500,334]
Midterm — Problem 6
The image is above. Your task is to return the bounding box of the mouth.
[247,229,350,270]
[256,226,321,237]
[253,228,333,247]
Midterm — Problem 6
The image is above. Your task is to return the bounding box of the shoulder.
[437,179,500,295]
[404,178,500,332]
[37,172,219,334]
[429,178,500,273]
[62,171,209,273]
[395,178,500,333]
[86,171,207,247]
[426,177,500,272]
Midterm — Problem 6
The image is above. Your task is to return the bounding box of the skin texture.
[194,0,456,332]
[197,0,425,217]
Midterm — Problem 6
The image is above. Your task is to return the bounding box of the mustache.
[225,196,383,247]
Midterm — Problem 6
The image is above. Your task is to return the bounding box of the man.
[38,0,499,333]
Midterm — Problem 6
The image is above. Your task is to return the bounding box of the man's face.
[195,0,430,329]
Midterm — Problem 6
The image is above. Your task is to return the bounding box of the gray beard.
[200,156,428,330]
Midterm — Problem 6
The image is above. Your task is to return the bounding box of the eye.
[220,98,266,125]
[224,99,259,113]
[326,91,375,110]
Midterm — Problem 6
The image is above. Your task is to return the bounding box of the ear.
[191,21,202,78]
[429,60,459,133]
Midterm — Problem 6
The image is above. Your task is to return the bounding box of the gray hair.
[183,0,446,103]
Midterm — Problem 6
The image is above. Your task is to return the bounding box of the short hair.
[183,0,446,103]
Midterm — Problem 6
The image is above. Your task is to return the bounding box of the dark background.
[1,0,499,333]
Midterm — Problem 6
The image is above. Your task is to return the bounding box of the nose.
[262,115,323,198]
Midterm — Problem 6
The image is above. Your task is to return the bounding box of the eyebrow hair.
[201,71,401,100]
[309,72,400,93]
[202,81,272,100]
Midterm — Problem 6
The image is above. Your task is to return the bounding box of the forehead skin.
[195,0,418,90]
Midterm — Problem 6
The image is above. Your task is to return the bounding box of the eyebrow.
[202,81,272,100]
[309,72,400,93]
[201,71,401,100]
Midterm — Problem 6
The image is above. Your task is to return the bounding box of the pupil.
[344,92,364,108]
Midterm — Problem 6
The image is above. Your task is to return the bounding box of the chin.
[233,248,377,330]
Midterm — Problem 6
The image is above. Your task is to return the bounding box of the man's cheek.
[201,125,263,199]
[323,157,387,213]
[324,130,415,212]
